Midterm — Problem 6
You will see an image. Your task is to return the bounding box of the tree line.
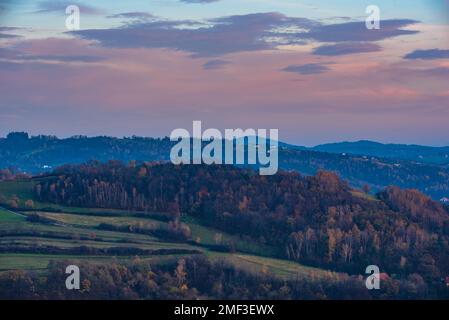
[1,256,446,300]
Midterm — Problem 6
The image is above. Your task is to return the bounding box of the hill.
[313,140,449,165]
[1,162,449,299]
[33,162,449,276]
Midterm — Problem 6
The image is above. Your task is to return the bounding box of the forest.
[30,161,449,298]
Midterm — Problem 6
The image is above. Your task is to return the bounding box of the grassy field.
[0,236,200,251]
[34,211,165,228]
[0,220,161,243]
[183,216,279,257]
[0,253,189,272]
[209,252,340,281]
[21,210,279,257]
[0,253,120,271]
[0,251,338,281]
[0,207,26,222]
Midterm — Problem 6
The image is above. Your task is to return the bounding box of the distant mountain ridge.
[311,140,449,165]
[1,132,449,200]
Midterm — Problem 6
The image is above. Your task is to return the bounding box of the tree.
[8,198,19,209]
[25,199,35,209]
[0,169,13,180]
[362,184,371,194]
[175,259,188,290]
[7,132,29,141]
[214,233,223,245]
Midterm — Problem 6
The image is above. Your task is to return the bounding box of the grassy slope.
[34,211,165,228]
[0,253,187,272]
[183,216,279,257]
[0,208,25,222]
[0,179,340,281]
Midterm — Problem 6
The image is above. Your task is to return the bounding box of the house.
[440,197,449,204]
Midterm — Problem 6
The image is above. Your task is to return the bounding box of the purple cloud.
[18,54,106,63]
[202,59,231,70]
[71,13,418,57]
[0,33,18,39]
[282,63,331,75]
[0,27,19,32]
[107,12,155,20]
[313,42,381,56]
[404,49,449,60]
[72,13,315,57]
[0,26,21,39]
[299,19,418,42]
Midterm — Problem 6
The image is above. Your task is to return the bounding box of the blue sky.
[1,0,448,35]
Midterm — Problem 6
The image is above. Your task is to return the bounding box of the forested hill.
[0,132,172,172]
[1,132,449,199]
[35,162,449,289]
[279,149,449,199]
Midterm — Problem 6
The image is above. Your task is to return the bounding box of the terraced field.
[33,211,166,228]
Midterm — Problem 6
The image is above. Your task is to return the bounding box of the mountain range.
[1,132,449,200]
[311,140,449,165]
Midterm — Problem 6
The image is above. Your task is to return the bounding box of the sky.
[0,0,448,146]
